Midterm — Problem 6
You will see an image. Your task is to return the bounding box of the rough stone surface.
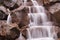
[0,6,8,20]
[48,3,60,14]
[0,23,20,40]
[44,2,60,38]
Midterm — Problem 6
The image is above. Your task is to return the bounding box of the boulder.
[11,11,22,24]
[0,23,20,40]
[48,3,60,14]
[0,10,7,20]
[26,2,33,6]
[0,6,8,20]
[3,0,17,7]
[47,3,60,26]
[17,0,22,6]
[3,0,19,10]
[11,6,29,28]
[18,8,29,28]
[43,0,60,5]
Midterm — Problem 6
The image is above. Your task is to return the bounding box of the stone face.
[0,6,8,20]
[47,3,60,26]
[43,0,60,4]
[11,7,29,39]
[26,2,33,6]
[18,9,29,28]
[17,0,22,6]
[11,11,22,24]
[36,0,43,5]
[11,6,29,28]
[3,0,17,7]
[0,23,20,40]
[3,0,19,10]
[0,6,7,14]
[48,3,60,14]
[45,2,60,38]
[0,10,7,20]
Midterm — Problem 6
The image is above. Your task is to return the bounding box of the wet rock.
[11,7,28,24]
[11,6,29,28]
[0,20,6,26]
[0,6,8,20]
[0,6,7,14]
[17,0,23,6]
[57,32,60,38]
[48,3,60,14]
[0,23,20,40]
[13,12,29,28]
[0,10,7,20]
[18,9,29,28]
[11,7,29,39]
[26,2,33,6]
[47,3,60,26]
[3,0,17,7]
[56,27,60,38]
[36,0,43,5]
[20,25,28,39]
[22,29,27,39]
[3,0,19,10]
[12,5,25,12]
[11,12,22,24]
[10,27,20,39]
[43,0,60,5]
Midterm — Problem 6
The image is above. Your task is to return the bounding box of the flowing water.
[28,0,51,26]
[7,9,12,24]
[15,0,57,40]
[27,0,57,40]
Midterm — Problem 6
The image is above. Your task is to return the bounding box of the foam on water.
[27,0,57,40]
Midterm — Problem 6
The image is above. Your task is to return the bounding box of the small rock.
[48,3,60,14]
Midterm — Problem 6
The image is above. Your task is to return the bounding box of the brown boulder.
[47,3,60,26]
[0,23,20,40]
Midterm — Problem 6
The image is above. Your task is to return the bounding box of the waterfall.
[27,0,57,40]
[28,0,54,26]
[31,0,39,6]
[7,9,12,24]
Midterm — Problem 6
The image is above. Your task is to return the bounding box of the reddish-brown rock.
[0,23,20,40]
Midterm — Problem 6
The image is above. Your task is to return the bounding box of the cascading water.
[28,0,51,26]
[24,0,27,6]
[7,9,12,24]
[27,0,57,40]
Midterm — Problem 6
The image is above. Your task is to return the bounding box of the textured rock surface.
[0,0,60,40]
[48,3,60,14]
[43,0,60,4]
[44,1,60,38]
[11,6,29,27]
[0,23,20,40]
[0,6,8,20]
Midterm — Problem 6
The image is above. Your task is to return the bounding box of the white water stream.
[27,0,57,40]
[7,9,12,24]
